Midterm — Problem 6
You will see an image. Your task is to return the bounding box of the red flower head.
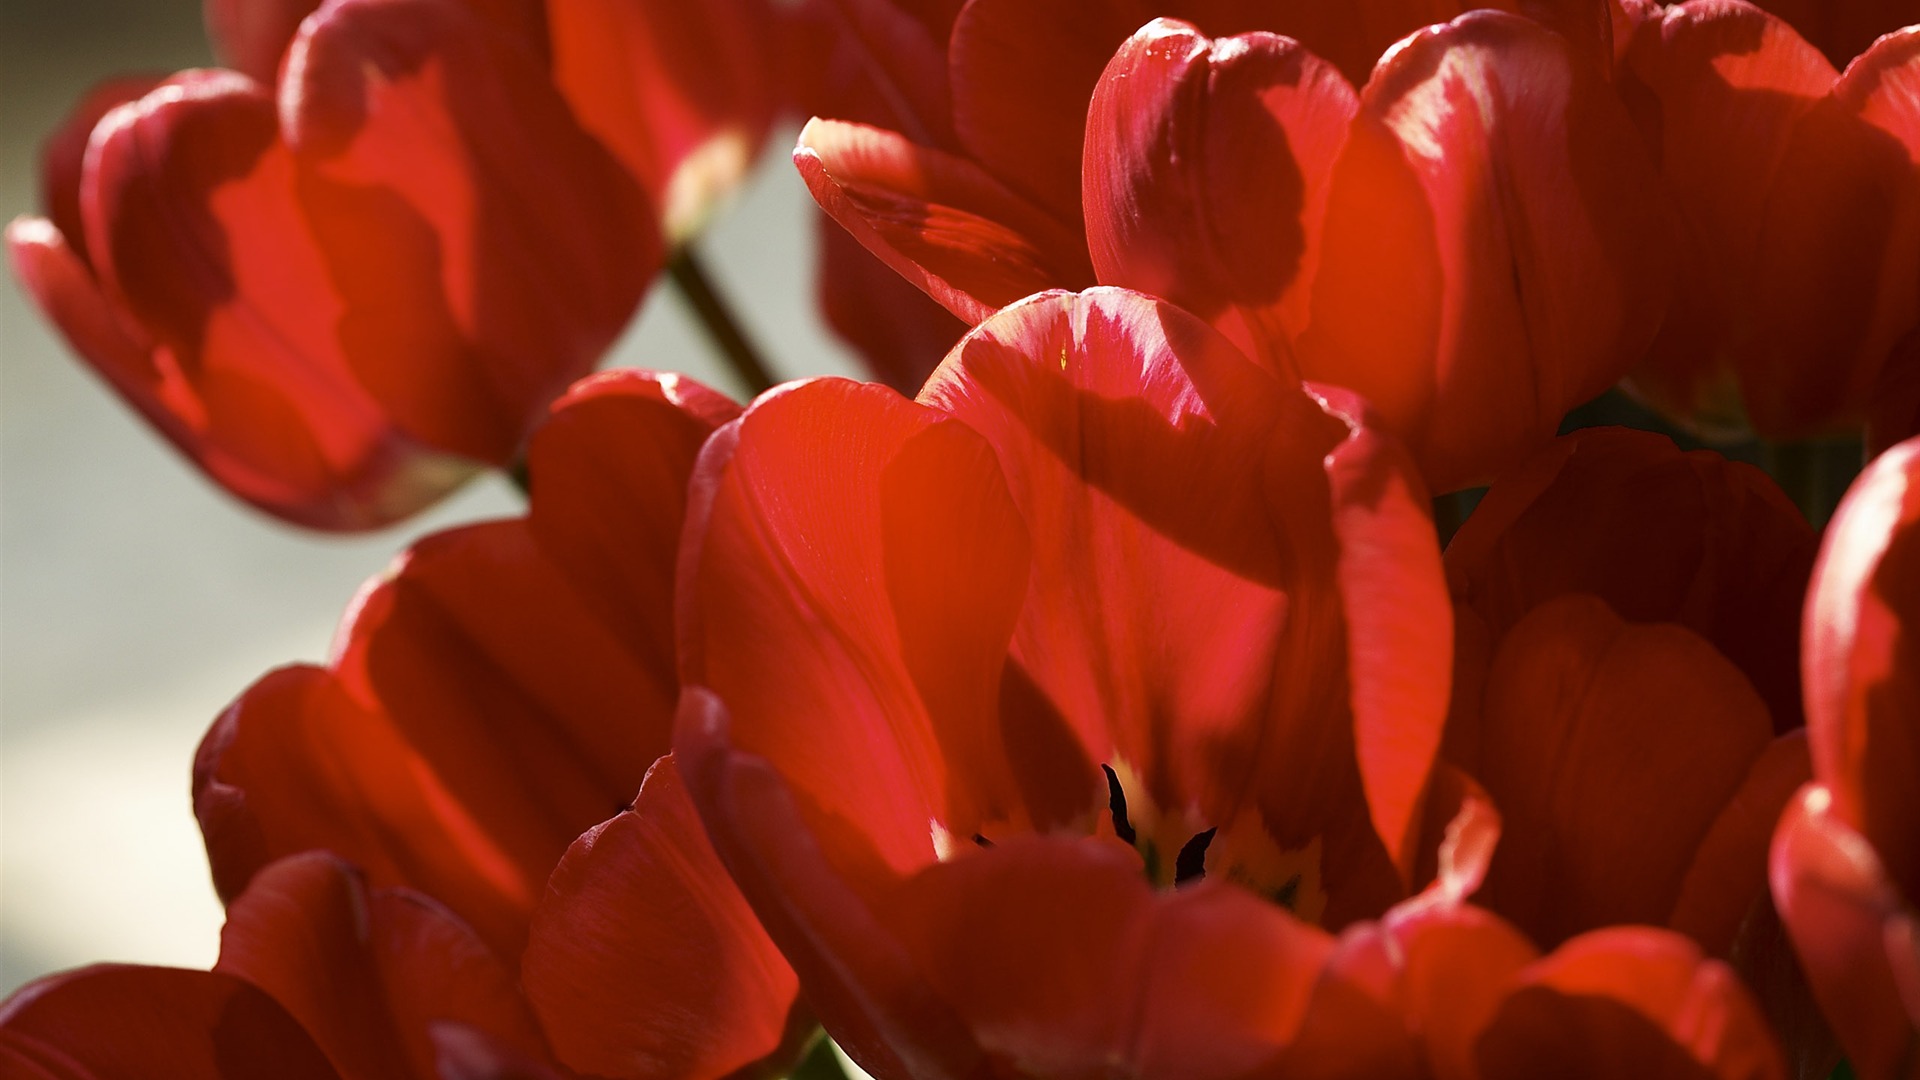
[1331,899,1791,1079]
[198,0,781,242]
[1434,428,1821,1064]
[798,2,1674,490]
[674,287,1458,1076]
[191,370,805,1080]
[3,851,571,1080]
[1773,435,1920,1078]
[10,0,786,530]
[1612,0,1920,448]
[1748,0,1920,69]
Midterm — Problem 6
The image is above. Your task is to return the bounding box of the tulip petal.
[815,0,960,146]
[1476,927,1787,1080]
[283,0,655,462]
[921,290,1444,922]
[947,0,1172,225]
[1805,435,1920,906]
[1329,902,1539,1080]
[77,70,472,528]
[521,757,803,1080]
[796,118,1091,325]
[1445,426,1817,732]
[678,377,1035,871]
[39,75,163,264]
[524,369,740,692]
[1771,784,1920,1076]
[946,0,1437,222]
[1751,0,1920,69]
[674,690,987,1080]
[1469,596,1775,947]
[546,0,776,239]
[202,0,320,82]
[1083,21,1358,368]
[1314,11,1673,490]
[816,216,969,394]
[1669,732,1812,956]
[0,965,339,1080]
[195,371,727,959]
[882,835,1375,1080]
[1318,385,1452,885]
[215,852,547,1080]
[1616,1,1877,438]
[1740,26,1920,440]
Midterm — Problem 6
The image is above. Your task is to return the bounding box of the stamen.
[1101,764,1137,845]
[972,833,994,848]
[1174,827,1217,885]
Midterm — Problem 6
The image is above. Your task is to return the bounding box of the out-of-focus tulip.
[10,0,659,529]
[1614,0,1920,447]
[1447,594,1806,959]
[1,851,576,1080]
[1333,901,1791,1079]
[1750,0,1920,68]
[198,0,778,242]
[1445,426,1817,731]
[675,287,1455,1077]
[1439,429,1818,1057]
[1774,435,1920,1077]
[0,964,340,1079]
[800,5,1673,490]
[192,370,806,1080]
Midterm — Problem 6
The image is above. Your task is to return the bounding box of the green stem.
[668,247,778,396]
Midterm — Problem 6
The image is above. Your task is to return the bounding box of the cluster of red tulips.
[6,0,1920,1077]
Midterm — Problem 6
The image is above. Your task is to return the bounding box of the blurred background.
[0,0,859,994]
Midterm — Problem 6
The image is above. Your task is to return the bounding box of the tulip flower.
[1445,426,1817,731]
[10,0,662,529]
[1435,430,1822,1053]
[198,0,780,243]
[2,851,568,1080]
[1773,434,1920,1078]
[1613,0,1920,448]
[799,5,1675,490]
[192,369,805,1080]
[674,287,1458,1077]
[1331,899,1791,1079]
[0,965,339,1079]
[1750,0,1920,68]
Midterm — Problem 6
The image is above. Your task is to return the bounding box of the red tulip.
[10,0,658,529]
[800,6,1673,490]
[198,0,780,241]
[1433,429,1823,1034]
[1445,426,1817,731]
[192,369,804,1079]
[1773,435,1920,1077]
[213,852,554,1080]
[1333,902,1790,1079]
[675,287,1454,1077]
[1448,593,1805,956]
[1748,0,1920,68]
[0,851,559,1080]
[1614,0,1920,446]
[0,964,340,1079]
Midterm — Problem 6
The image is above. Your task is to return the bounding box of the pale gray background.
[0,0,860,993]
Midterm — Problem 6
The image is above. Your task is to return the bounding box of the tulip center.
[1102,760,1329,924]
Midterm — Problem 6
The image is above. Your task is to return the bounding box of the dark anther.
[1174,828,1217,885]
[1102,764,1137,845]
[1274,874,1303,911]
[972,833,994,848]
